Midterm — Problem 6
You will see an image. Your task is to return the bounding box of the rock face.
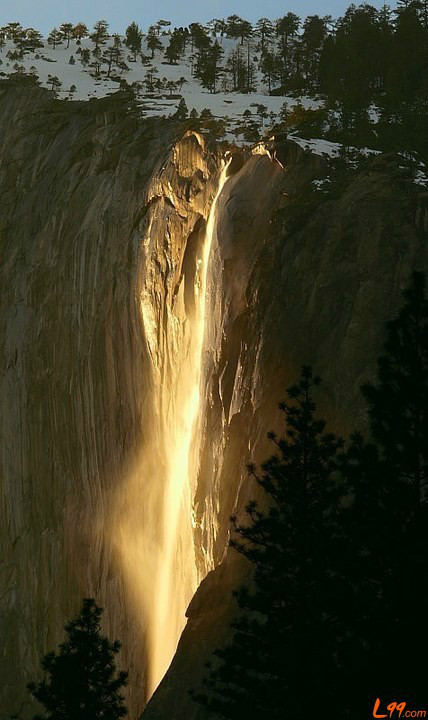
[0,79,426,719]
[142,148,428,718]
[0,81,220,717]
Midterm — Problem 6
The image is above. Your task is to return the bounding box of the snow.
[0,33,322,145]
[397,157,428,189]
[288,135,383,166]
[368,104,380,124]
[290,136,342,158]
[0,32,400,161]
[312,178,332,191]
[414,168,428,188]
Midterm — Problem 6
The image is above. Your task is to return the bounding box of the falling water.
[147,159,230,695]
[113,158,230,702]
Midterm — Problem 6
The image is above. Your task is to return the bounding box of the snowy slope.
[0,33,322,145]
[2,28,427,182]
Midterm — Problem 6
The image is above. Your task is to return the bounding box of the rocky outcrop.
[0,78,426,720]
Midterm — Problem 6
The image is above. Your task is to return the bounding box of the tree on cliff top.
[146,27,163,59]
[125,22,143,61]
[27,598,128,719]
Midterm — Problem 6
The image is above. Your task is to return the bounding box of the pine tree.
[102,38,124,77]
[195,40,224,93]
[146,27,163,59]
[47,74,62,92]
[237,20,253,46]
[27,598,128,719]
[255,18,274,54]
[177,75,187,91]
[156,19,171,35]
[192,367,348,719]
[225,46,246,91]
[80,48,91,67]
[47,28,62,50]
[301,15,327,90]
[276,12,300,48]
[4,22,24,41]
[72,23,88,41]
[166,79,177,95]
[189,23,210,52]
[144,65,159,92]
[174,97,188,120]
[90,20,109,51]
[125,21,142,61]
[23,29,44,51]
[362,272,428,507]
[244,39,258,93]
[260,50,277,93]
[59,23,74,49]
[340,272,428,699]
[225,15,244,38]
[164,31,182,64]
[207,18,227,37]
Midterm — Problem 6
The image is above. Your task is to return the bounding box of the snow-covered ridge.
[0,33,321,145]
[1,29,427,177]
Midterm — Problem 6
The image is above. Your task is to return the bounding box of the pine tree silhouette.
[192,367,348,719]
[343,272,428,699]
[193,276,428,718]
[361,271,428,507]
[27,598,128,719]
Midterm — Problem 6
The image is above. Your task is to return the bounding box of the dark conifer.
[341,272,428,699]
[125,22,143,61]
[192,367,347,718]
[27,599,128,719]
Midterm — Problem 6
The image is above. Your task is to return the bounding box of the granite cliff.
[0,79,426,719]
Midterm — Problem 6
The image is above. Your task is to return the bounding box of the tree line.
[1,4,427,154]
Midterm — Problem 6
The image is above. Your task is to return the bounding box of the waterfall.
[147,159,230,696]
[113,158,230,701]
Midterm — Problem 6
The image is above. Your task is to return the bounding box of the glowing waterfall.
[146,160,230,695]
[113,158,230,703]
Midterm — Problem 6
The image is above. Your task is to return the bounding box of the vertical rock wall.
[0,82,222,718]
[0,80,426,720]
[142,146,428,720]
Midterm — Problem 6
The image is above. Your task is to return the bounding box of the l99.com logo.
[372,698,426,718]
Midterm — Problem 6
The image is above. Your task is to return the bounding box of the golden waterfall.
[114,159,230,701]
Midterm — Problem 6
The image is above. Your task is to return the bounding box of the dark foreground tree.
[192,273,428,719]
[192,367,348,719]
[342,272,428,699]
[361,271,428,506]
[27,598,128,719]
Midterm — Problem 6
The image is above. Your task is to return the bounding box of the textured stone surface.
[0,79,426,720]
[0,81,221,718]
[142,147,428,720]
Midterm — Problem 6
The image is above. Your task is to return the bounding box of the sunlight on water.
[148,160,231,696]
[113,158,230,702]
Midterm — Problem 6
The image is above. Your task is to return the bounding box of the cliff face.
[142,146,428,718]
[0,81,222,717]
[0,79,426,720]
